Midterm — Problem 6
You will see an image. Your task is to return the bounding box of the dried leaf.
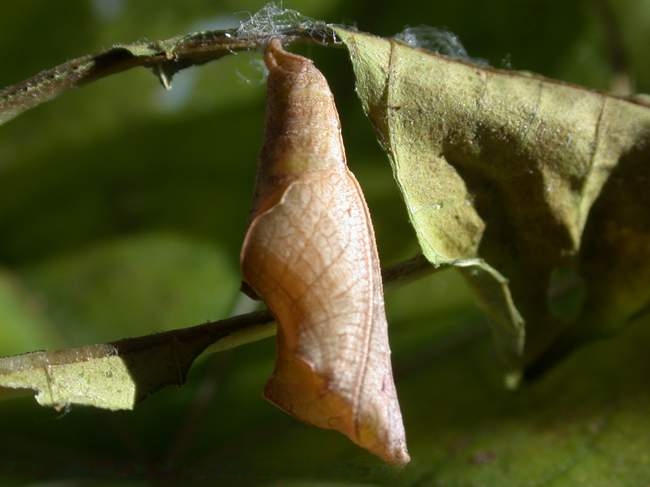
[0,312,274,409]
[334,27,650,369]
[241,39,409,465]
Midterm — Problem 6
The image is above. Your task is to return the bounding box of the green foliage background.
[0,0,649,485]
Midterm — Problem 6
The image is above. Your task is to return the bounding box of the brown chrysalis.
[241,39,409,465]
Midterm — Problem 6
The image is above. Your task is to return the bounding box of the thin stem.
[137,253,441,357]
[382,253,439,288]
[0,254,445,407]
[0,25,337,125]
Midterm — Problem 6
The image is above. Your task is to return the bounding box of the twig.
[0,25,336,126]
[0,254,445,409]
[120,253,437,356]
[0,254,438,366]
[382,253,436,286]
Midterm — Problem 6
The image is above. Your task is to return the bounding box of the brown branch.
[0,254,444,409]
[0,253,439,370]
[382,253,437,287]
[0,24,336,126]
[123,252,437,355]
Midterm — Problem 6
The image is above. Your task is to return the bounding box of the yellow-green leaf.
[0,311,274,410]
[334,27,650,370]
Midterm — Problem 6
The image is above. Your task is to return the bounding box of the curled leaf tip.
[241,40,409,465]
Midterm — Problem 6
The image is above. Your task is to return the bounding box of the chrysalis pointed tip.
[264,38,312,73]
[389,446,411,467]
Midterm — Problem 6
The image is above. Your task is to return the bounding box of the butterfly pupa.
[240,39,409,465]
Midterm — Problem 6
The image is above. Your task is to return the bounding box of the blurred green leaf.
[21,232,238,345]
[0,269,62,355]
